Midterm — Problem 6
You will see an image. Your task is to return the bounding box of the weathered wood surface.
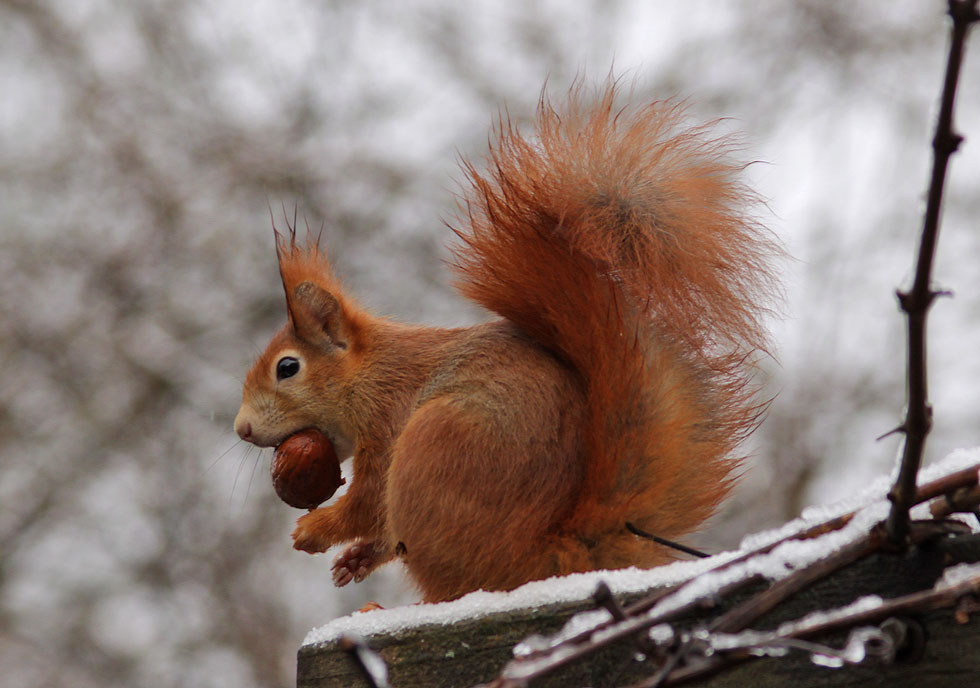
[298,534,980,688]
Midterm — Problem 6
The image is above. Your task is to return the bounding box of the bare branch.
[885,0,980,544]
[655,564,980,686]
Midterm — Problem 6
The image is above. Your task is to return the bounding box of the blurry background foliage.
[1,1,978,687]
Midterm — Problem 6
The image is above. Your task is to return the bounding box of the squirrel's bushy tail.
[452,84,779,554]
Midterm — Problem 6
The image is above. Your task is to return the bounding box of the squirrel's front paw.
[291,511,332,554]
[332,541,378,586]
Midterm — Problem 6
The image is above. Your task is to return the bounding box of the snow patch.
[936,561,980,590]
[302,555,729,647]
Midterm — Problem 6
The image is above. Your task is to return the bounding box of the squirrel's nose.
[234,409,253,441]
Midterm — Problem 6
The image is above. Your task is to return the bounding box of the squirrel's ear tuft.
[275,233,356,349]
[288,281,349,349]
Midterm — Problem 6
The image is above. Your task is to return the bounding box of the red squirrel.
[234,84,779,603]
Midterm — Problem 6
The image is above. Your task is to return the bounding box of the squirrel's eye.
[276,356,300,381]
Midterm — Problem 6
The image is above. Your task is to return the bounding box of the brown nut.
[272,429,345,510]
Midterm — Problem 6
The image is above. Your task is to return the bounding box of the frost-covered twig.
[885,0,980,544]
[486,463,980,687]
[652,561,980,687]
[706,535,878,635]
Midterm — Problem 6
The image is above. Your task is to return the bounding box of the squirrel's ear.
[287,281,349,349]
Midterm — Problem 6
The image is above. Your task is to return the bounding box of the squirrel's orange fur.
[235,84,779,603]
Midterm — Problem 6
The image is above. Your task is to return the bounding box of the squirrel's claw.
[331,541,377,587]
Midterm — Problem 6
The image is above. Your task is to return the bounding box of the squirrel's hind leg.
[385,395,591,602]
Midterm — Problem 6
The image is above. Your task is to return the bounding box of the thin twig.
[711,519,969,635]
[627,522,710,558]
[885,0,980,544]
[930,483,980,519]
[708,534,879,634]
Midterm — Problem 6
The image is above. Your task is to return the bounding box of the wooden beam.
[298,534,980,687]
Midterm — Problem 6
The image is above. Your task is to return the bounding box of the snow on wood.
[302,447,980,649]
